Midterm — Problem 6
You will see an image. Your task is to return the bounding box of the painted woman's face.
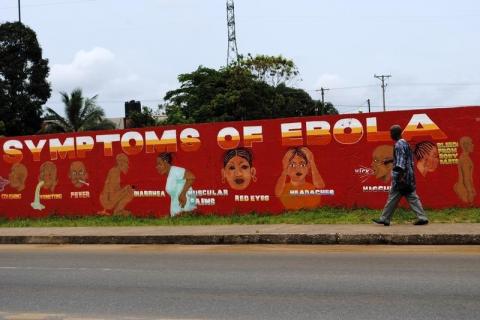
[156,158,169,176]
[287,154,308,184]
[424,147,440,172]
[222,155,255,190]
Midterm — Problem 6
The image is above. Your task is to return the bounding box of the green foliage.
[0,121,5,136]
[314,101,339,115]
[127,106,158,128]
[42,88,115,133]
[0,208,478,227]
[163,62,338,124]
[238,53,300,87]
[0,22,51,136]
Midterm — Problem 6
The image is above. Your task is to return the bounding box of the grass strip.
[0,207,478,228]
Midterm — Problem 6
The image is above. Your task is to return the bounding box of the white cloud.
[49,47,117,91]
[314,73,344,89]
[47,47,172,117]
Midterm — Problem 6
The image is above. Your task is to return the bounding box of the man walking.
[373,125,429,226]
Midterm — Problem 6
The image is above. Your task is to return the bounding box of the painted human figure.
[39,161,58,192]
[9,163,28,192]
[99,153,134,216]
[454,136,476,204]
[156,152,196,217]
[275,147,325,210]
[221,148,256,190]
[371,145,393,183]
[31,161,58,210]
[414,141,440,177]
[69,161,89,188]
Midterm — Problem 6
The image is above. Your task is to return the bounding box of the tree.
[237,54,300,87]
[127,106,158,128]
[164,66,278,123]
[163,64,338,124]
[0,22,51,136]
[314,101,339,116]
[0,121,5,136]
[273,83,316,117]
[42,88,115,133]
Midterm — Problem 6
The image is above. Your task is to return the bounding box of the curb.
[1,234,480,245]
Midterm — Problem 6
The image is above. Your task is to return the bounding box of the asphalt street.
[0,245,479,320]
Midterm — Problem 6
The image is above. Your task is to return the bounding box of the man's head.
[390,125,403,141]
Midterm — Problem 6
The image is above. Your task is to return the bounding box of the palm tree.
[42,88,116,133]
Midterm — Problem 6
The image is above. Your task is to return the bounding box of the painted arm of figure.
[301,147,325,189]
[275,151,293,197]
[121,185,134,196]
[178,169,195,208]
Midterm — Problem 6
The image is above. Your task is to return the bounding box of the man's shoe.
[413,219,429,226]
[372,218,390,226]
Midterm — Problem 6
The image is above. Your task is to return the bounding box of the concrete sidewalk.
[1,223,480,245]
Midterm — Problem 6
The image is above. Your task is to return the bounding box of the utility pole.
[374,74,391,111]
[315,87,329,115]
[367,99,371,113]
[18,0,21,23]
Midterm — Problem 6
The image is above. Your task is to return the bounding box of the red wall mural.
[0,106,479,219]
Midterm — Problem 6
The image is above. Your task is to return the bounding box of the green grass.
[0,207,479,228]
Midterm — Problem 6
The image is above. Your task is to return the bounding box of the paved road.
[0,245,479,320]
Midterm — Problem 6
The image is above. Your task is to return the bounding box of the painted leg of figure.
[406,191,428,222]
[454,182,468,203]
[113,186,134,215]
[98,192,115,215]
[379,188,402,224]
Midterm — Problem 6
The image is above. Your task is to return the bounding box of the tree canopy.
[0,22,51,136]
[163,57,338,124]
[42,88,115,133]
[127,106,158,128]
[237,54,300,87]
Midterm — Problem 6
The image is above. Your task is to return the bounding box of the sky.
[2,0,480,117]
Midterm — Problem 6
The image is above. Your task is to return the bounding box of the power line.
[334,104,476,109]
[327,85,377,90]
[1,0,97,10]
[308,82,480,92]
[393,82,480,87]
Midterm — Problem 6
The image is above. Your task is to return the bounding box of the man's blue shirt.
[392,139,416,191]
